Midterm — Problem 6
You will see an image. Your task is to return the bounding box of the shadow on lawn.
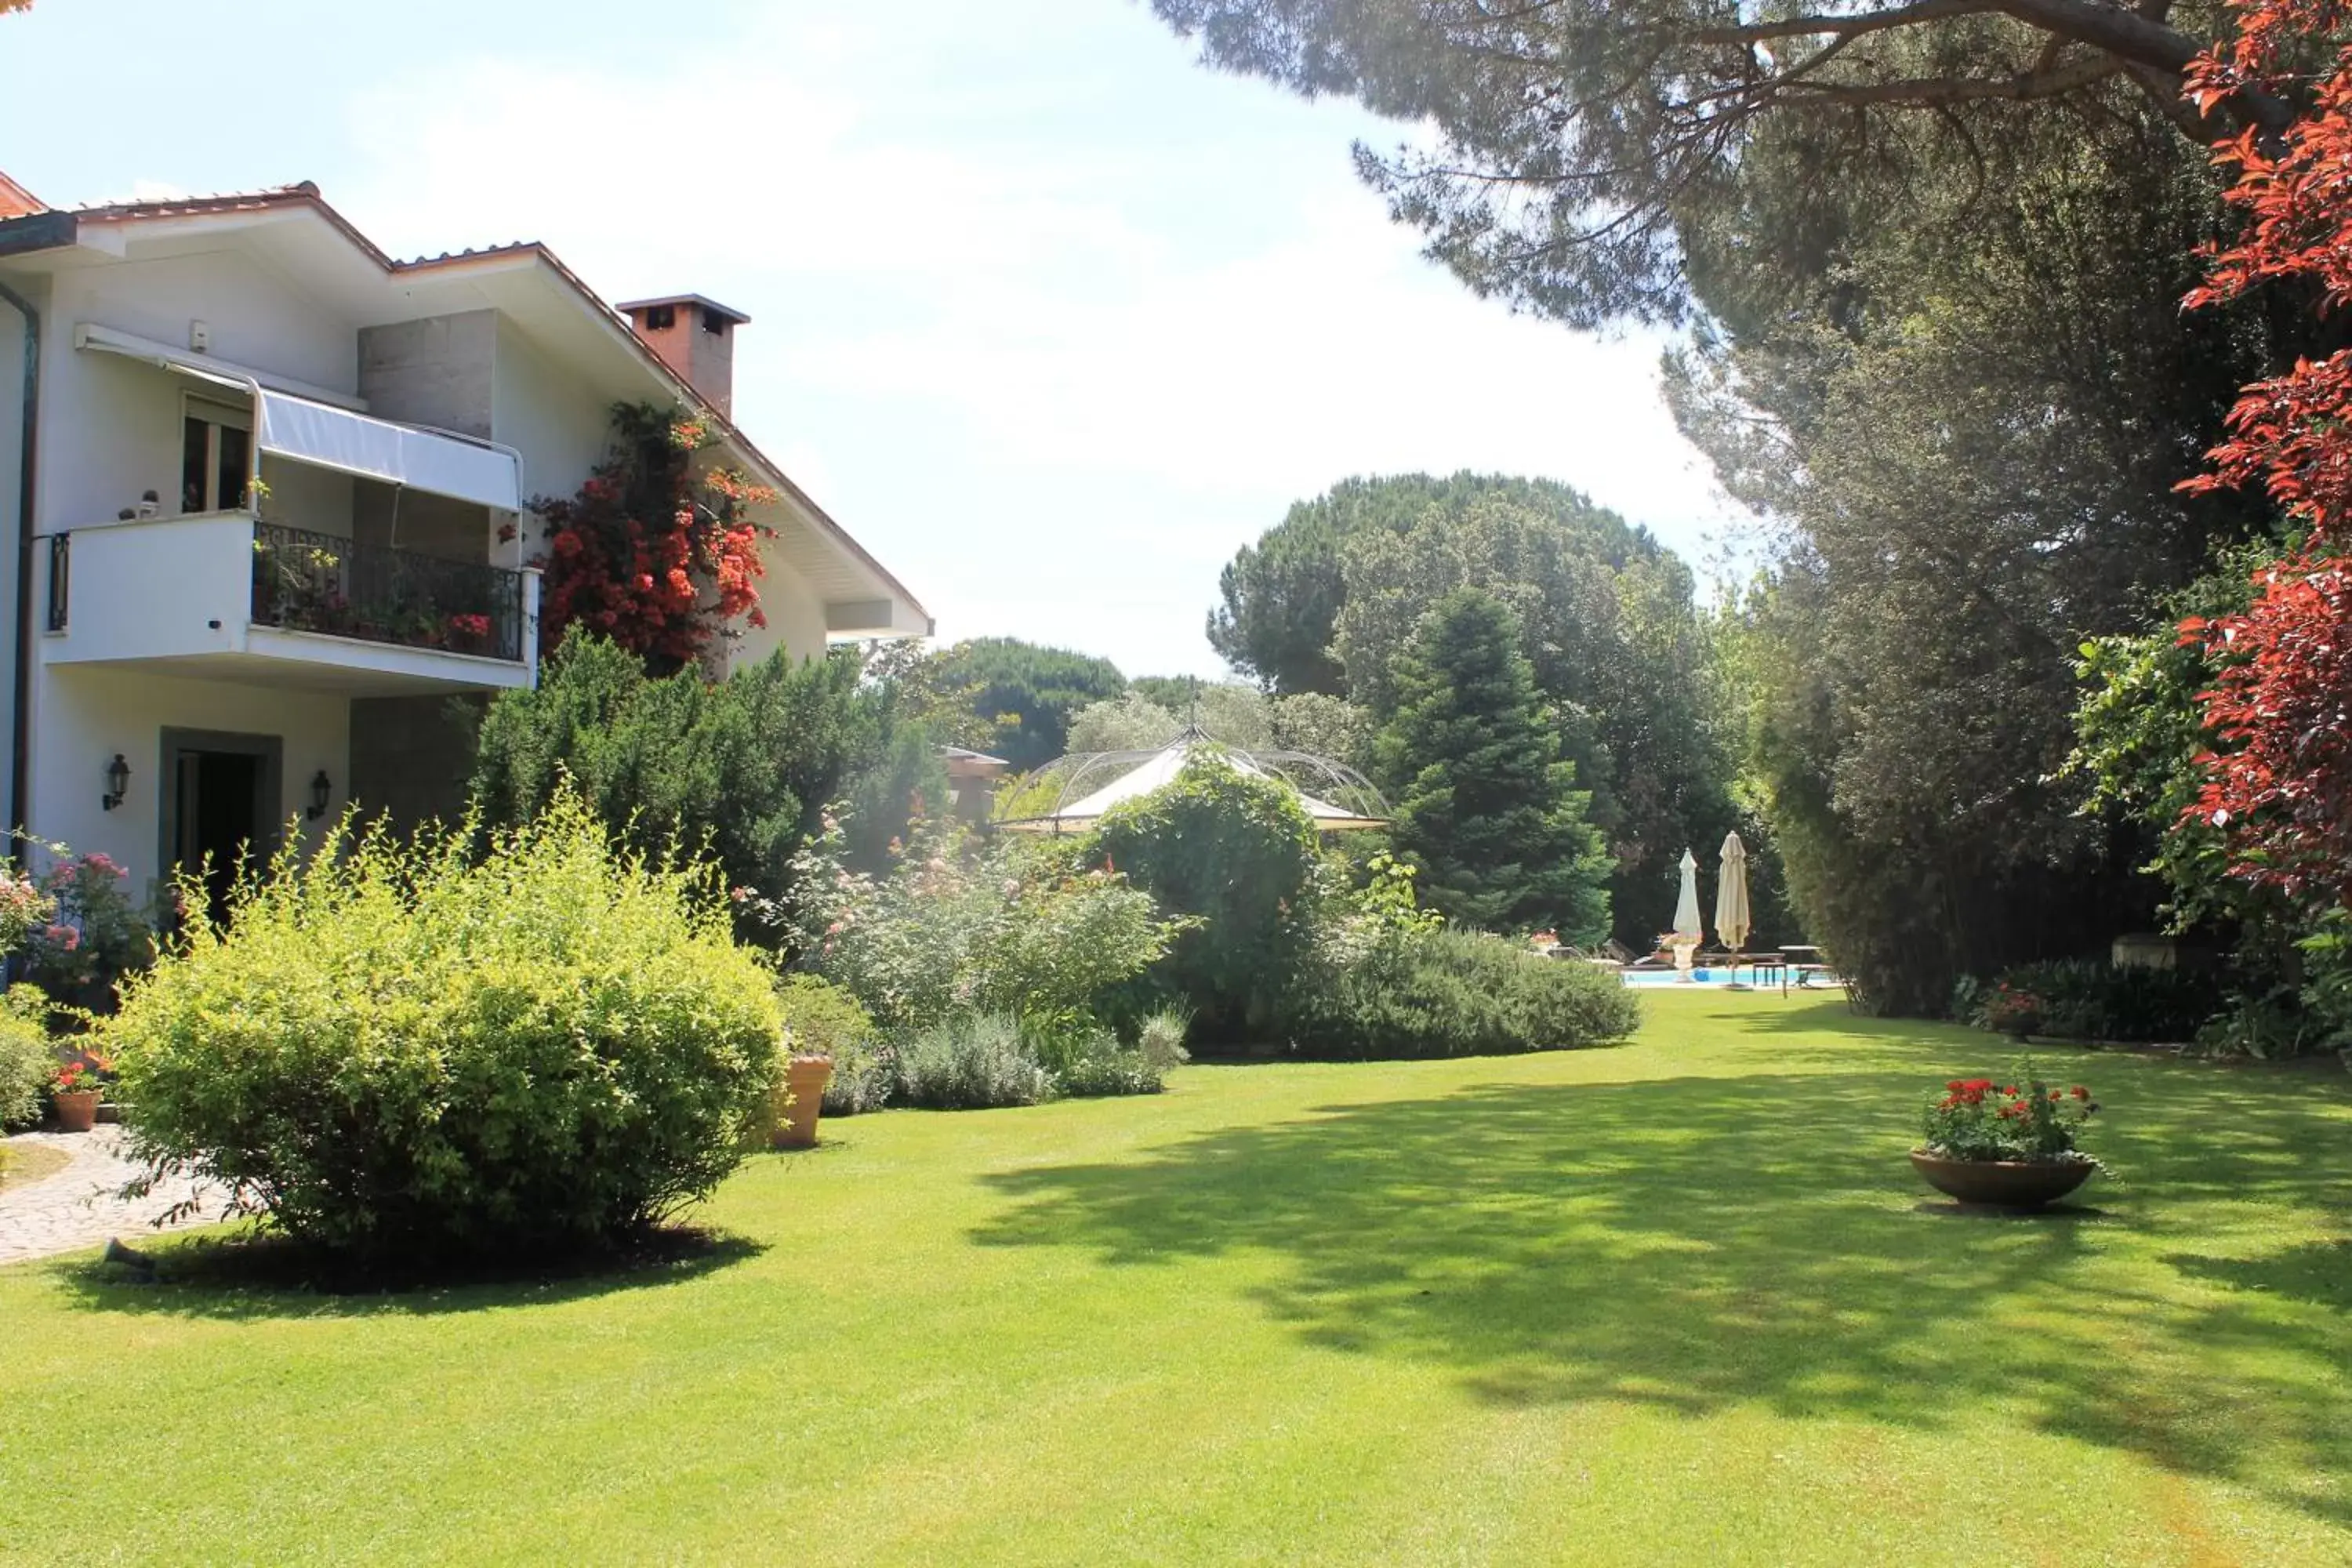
[975,1029,2352,1526]
[52,1225,768,1321]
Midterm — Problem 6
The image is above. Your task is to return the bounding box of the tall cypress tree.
[1375,590,1611,940]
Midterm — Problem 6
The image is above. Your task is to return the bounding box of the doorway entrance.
[158,730,282,926]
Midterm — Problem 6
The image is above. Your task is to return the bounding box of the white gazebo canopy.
[995,731,1387,834]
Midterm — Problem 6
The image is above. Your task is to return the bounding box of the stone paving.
[0,1127,217,1266]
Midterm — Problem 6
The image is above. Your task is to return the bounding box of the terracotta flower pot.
[1911,1149,2094,1209]
[53,1090,100,1134]
[774,1056,833,1150]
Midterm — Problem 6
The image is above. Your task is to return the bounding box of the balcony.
[41,513,539,696]
[251,524,526,662]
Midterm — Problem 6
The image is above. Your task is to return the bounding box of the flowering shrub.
[532,404,776,673]
[784,814,1183,1040]
[16,850,153,1008]
[0,866,53,953]
[106,795,780,1261]
[1977,984,2045,1038]
[1921,1066,2098,1164]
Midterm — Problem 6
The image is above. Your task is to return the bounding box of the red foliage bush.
[2178,3,2352,907]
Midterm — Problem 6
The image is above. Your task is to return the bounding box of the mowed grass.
[2,992,2348,1566]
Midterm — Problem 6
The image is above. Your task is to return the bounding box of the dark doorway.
[158,730,281,927]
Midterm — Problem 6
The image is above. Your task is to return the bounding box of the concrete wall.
[352,481,487,563]
[359,311,495,439]
[256,452,354,538]
[348,691,485,837]
[38,249,357,530]
[27,662,347,897]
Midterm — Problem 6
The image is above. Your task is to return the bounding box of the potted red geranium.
[1913,1063,2099,1208]
[49,1058,104,1133]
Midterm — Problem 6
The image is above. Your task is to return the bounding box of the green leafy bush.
[1287,927,1640,1059]
[1088,753,1324,1039]
[105,797,782,1261]
[774,974,891,1116]
[789,818,1181,1038]
[0,985,54,1131]
[891,1014,1051,1109]
[1054,1036,1167,1097]
[470,630,911,944]
[1972,960,2223,1044]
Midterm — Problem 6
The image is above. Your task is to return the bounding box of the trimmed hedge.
[1286,927,1639,1059]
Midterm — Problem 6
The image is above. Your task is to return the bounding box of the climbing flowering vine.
[2176,0,2352,907]
[532,403,776,673]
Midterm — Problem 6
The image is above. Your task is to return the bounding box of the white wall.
[28,663,347,897]
[47,514,252,664]
[491,316,609,568]
[38,249,358,531]
[730,554,829,670]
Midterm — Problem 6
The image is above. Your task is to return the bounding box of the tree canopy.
[922,638,1127,771]
[1150,0,2283,329]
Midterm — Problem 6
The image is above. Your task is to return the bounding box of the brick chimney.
[617,294,750,417]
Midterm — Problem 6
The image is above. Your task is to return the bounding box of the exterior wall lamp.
[307,769,332,821]
[101,753,129,811]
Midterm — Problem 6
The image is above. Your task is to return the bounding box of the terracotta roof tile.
[0,170,45,220]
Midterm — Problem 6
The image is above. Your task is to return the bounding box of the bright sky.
[0,0,1740,678]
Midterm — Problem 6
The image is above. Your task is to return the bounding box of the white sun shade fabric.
[998,739,1385,833]
[256,391,520,512]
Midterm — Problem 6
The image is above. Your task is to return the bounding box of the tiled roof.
[0,171,43,220]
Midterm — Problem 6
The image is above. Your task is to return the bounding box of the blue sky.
[0,0,1740,677]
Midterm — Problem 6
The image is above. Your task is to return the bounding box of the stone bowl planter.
[1910,1149,2095,1210]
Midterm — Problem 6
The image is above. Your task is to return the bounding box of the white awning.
[256,391,520,512]
[74,322,521,512]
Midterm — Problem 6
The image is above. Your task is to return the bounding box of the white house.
[0,173,928,912]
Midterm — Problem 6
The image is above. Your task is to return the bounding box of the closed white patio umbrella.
[1715,831,1753,955]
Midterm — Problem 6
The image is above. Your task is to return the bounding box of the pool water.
[1617,967,1842,988]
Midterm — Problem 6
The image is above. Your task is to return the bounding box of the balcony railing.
[250,523,525,662]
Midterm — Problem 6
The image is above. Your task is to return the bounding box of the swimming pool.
[1617,968,1843,989]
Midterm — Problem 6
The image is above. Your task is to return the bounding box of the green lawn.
[2,992,2347,1566]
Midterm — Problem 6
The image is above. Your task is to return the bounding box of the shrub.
[789,818,1181,1038]
[1971,960,2223,1044]
[105,796,781,1261]
[1054,1035,1167,1097]
[774,973,891,1116]
[1287,927,1640,1058]
[1136,1007,1192,1071]
[0,985,53,1131]
[1087,753,1323,1039]
[891,1013,1051,1110]
[470,630,910,946]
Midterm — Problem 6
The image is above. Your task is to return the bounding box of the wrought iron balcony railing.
[250,523,525,662]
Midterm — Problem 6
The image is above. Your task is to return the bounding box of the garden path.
[0,1128,215,1265]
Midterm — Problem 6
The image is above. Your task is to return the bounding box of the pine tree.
[1375,590,1611,941]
